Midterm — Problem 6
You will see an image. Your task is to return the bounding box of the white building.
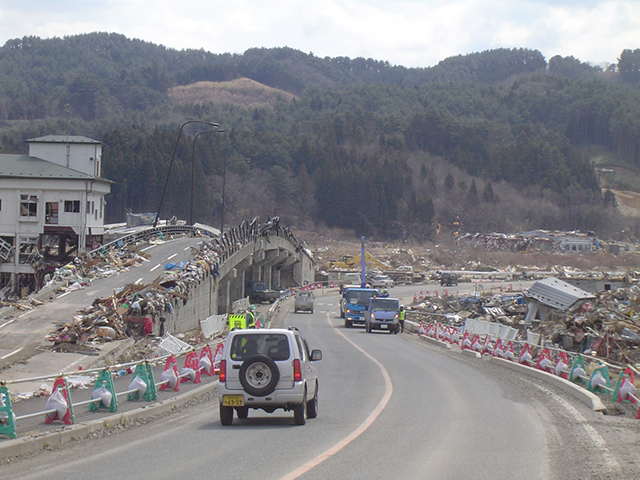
[0,135,112,295]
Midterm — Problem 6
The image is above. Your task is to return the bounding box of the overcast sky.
[0,0,637,68]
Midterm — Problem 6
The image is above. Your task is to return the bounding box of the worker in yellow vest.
[245,305,257,328]
[399,306,405,333]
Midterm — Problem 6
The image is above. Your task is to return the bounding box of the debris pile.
[45,216,305,345]
[408,283,640,366]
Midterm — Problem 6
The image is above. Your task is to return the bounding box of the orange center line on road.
[280,312,393,480]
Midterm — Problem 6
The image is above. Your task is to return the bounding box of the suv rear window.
[229,333,290,361]
[369,298,399,311]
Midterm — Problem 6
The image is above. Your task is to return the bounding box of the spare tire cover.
[239,355,280,396]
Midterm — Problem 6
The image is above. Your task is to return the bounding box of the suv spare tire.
[239,355,280,397]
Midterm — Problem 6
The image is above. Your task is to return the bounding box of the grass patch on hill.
[168,78,297,108]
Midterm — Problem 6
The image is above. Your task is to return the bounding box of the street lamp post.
[153,120,219,228]
[190,128,224,225]
[220,158,250,235]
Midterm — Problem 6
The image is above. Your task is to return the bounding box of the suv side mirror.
[310,349,322,361]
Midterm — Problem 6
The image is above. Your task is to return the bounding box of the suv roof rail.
[288,326,300,332]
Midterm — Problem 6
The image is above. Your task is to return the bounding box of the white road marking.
[62,358,84,373]
[150,264,161,272]
[167,253,178,260]
[134,277,143,285]
[532,383,620,473]
[1,347,23,360]
[183,246,191,251]
[281,313,393,480]
[0,319,15,330]
[141,244,156,252]
[57,291,71,298]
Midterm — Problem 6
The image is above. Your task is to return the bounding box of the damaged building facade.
[0,135,112,296]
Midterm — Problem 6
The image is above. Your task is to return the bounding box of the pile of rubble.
[407,284,640,367]
[47,243,213,345]
[46,216,300,346]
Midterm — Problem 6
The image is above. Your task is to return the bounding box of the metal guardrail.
[0,343,220,440]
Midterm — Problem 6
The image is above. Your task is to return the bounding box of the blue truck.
[343,288,378,328]
[365,297,400,334]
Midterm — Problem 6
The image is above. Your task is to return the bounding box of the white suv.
[218,327,322,425]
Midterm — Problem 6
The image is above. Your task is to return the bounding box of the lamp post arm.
[153,120,219,228]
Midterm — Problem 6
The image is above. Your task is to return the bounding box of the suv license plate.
[223,395,244,406]
[380,324,388,329]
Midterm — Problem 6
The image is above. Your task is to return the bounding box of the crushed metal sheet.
[153,332,193,357]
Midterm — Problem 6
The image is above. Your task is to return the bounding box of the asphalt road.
[0,236,203,371]
[3,287,639,479]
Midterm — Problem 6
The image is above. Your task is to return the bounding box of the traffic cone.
[461,331,471,350]
[555,352,569,379]
[199,346,215,376]
[503,341,515,361]
[492,338,504,357]
[481,335,494,355]
[89,370,118,412]
[536,348,554,373]
[180,351,202,384]
[159,356,180,392]
[418,322,427,336]
[471,335,483,353]
[450,328,460,345]
[519,344,533,365]
[45,377,74,425]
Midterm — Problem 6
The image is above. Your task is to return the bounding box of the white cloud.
[0,0,637,67]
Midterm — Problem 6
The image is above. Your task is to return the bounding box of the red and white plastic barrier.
[44,377,74,425]
[159,356,180,392]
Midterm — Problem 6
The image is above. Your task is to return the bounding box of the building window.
[19,236,39,264]
[64,200,80,213]
[45,202,59,224]
[20,194,38,218]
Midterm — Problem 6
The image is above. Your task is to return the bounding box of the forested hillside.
[1,33,639,240]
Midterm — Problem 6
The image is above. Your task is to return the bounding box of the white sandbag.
[45,388,68,420]
[180,367,196,382]
[161,368,178,389]
[128,375,147,397]
[92,385,112,408]
[198,355,212,372]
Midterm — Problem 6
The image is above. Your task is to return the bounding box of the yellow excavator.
[329,252,392,270]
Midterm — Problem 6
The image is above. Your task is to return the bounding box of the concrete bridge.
[82,218,315,334]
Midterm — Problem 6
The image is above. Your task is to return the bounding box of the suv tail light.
[293,359,302,381]
[219,359,226,383]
